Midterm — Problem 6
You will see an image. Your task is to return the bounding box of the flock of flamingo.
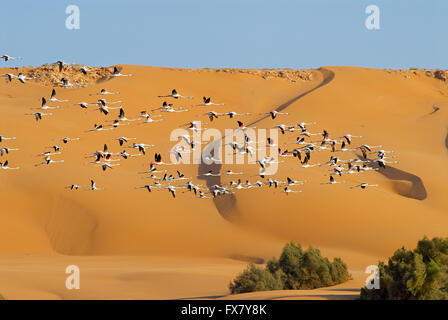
[1,56,398,198]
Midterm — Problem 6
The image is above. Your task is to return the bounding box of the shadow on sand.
[356,155,427,200]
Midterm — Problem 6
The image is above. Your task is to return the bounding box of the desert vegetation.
[229,242,351,294]
[360,237,448,300]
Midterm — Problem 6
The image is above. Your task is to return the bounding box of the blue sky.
[0,0,446,69]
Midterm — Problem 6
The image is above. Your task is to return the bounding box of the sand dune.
[0,65,447,299]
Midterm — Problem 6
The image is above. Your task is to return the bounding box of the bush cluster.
[229,242,351,294]
[360,237,448,300]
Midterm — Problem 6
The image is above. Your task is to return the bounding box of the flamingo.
[110,66,132,78]
[0,147,19,156]
[321,176,346,185]
[96,162,120,171]
[1,73,15,82]
[79,66,91,75]
[0,160,19,170]
[65,184,84,190]
[329,166,344,176]
[237,121,256,130]
[116,150,141,160]
[0,136,16,143]
[91,88,120,96]
[224,170,243,175]
[219,111,251,119]
[109,120,130,128]
[35,156,64,166]
[340,134,363,145]
[58,77,76,88]
[163,106,189,113]
[128,143,154,155]
[75,102,95,109]
[158,89,193,99]
[85,124,113,132]
[336,141,357,152]
[373,158,398,169]
[56,60,65,72]
[135,184,157,192]
[33,97,60,110]
[17,73,33,83]
[25,112,53,121]
[86,180,104,191]
[142,114,163,124]
[350,183,379,189]
[274,124,295,135]
[198,191,211,199]
[202,111,219,122]
[182,121,204,133]
[201,170,221,177]
[116,137,137,146]
[1,55,22,62]
[36,151,61,157]
[49,89,69,102]
[275,187,302,195]
[261,110,288,120]
[93,99,121,115]
[166,185,178,198]
[297,121,316,131]
[194,97,224,107]
[286,177,306,186]
[60,137,80,144]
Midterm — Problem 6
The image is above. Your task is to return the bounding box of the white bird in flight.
[158,89,193,99]
[0,160,19,170]
[1,55,22,62]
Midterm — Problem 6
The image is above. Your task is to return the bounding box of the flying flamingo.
[25,112,53,121]
[260,110,288,119]
[33,97,60,110]
[17,73,34,83]
[0,160,19,170]
[110,66,132,78]
[193,97,224,107]
[340,134,363,145]
[49,89,69,102]
[350,183,379,189]
[275,186,302,195]
[90,88,120,96]
[321,176,346,185]
[219,111,251,119]
[35,156,64,166]
[86,180,104,191]
[0,147,19,156]
[85,124,113,132]
[0,136,16,143]
[158,89,193,99]
[1,55,22,62]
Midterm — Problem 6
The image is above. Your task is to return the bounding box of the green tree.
[360,237,448,300]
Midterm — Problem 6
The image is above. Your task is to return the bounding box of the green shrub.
[229,242,351,294]
[360,236,448,300]
[229,264,283,294]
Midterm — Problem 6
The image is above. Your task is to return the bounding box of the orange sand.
[0,65,446,299]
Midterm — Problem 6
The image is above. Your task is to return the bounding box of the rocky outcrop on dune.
[431,70,448,82]
[194,68,314,83]
[7,64,114,87]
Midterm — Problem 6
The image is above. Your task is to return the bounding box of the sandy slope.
[0,65,446,299]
